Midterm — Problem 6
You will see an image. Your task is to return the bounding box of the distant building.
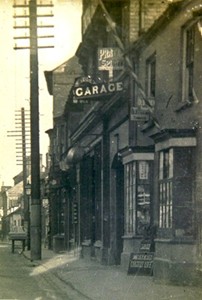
[44,56,83,250]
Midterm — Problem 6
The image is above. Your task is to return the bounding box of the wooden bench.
[9,233,27,253]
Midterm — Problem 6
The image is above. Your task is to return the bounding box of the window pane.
[158,147,194,234]
[169,149,173,178]
[137,184,150,235]
[146,53,156,101]
[174,148,193,237]
[183,24,195,102]
[125,161,152,236]
[125,162,136,234]
[136,161,152,236]
[159,152,163,180]
[150,60,156,97]
[159,181,171,229]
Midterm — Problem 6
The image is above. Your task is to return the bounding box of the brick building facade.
[45,0,202,285]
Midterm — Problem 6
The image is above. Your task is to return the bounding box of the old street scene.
[1,0,202,299]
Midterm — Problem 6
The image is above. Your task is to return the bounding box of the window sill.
[94,240,102,248]
[122,235,143,240]
[82,239,91,246]
[141,119,156,133]
[155,237,195,244]
[175,100,193,113]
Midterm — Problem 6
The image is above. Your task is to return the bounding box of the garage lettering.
[74,81,123,98]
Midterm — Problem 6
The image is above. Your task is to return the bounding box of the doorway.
[112,153,124,264]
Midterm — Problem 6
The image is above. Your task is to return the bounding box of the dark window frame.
[125,160,153,236]
[158,147,195,238]
[146,53,156,100]
[186,25,195,102]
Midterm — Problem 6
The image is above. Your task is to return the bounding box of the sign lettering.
[128,252,154,275]
[98,47,124,71]
[130,107,149,122]
[73,81,123,102]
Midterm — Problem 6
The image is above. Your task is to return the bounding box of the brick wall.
[129,0,183,42]
[129,0,140,41]
[143,0,168,31]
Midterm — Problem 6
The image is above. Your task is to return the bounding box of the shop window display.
[125,160,152,236]
[158,147,194,237]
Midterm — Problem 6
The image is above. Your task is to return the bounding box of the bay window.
[125,160,153,236]
[158,147,194,237]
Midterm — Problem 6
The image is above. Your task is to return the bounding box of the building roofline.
[129,1,186,54]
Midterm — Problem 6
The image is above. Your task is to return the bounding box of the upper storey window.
[158,145,195,238]
[146,53,156,107]
[183,23,195,103]
[180,17,202,106]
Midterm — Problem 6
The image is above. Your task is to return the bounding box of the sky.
[0,0,82,186]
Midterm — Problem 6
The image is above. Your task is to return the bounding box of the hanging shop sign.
[72,76,124,103]
[130,107,149,122]
[98,47,124,71]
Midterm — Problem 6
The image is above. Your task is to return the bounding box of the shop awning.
[59,146,84,172]
[65,146,84,164]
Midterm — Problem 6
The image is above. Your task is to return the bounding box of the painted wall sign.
[73,81,123,102]
[98,47,124,71]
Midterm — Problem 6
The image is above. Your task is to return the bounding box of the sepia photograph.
[0,0,202,299]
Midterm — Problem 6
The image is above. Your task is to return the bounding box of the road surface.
[0,243,82,300]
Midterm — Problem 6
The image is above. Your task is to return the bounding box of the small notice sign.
[139,240,153,252]
[128,252,154,275]
[130,107,149,122]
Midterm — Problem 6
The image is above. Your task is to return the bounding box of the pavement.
[22,247,202,300]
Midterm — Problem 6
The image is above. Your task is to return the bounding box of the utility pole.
[13,0,54,260]
[29,0,41,260]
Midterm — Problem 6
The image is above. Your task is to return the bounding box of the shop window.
[125,160,152,236]
[137,161,152,235]
[159,149,173,229]
[158,147,194,237]
[125,162,136,234]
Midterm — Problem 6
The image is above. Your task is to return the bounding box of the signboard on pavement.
[128,252,154,275]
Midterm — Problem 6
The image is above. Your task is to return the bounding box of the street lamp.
[25,181,31,250]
